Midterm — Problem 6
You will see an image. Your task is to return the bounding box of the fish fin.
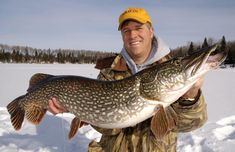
[25,103,47,125]
[151,105,171,141]
[68,117,82,140]
[28,73,54,92]
[7,95,26,130]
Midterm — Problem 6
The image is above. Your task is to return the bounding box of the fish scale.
[7,45,227,140]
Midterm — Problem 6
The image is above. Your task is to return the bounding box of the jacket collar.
[111,55,129,71]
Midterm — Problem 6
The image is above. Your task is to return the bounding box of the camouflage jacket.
[88,52,207,152]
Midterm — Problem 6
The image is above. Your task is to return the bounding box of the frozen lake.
[0,63,235,152]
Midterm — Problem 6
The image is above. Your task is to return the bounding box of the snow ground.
[0,64,234,152]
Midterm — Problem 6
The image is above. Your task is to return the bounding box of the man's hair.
[120,19,153,31]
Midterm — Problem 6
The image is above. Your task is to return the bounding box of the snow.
[217,115,235,126]
[0,64,235,152]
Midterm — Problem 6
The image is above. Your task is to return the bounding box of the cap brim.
[118,17,147,30]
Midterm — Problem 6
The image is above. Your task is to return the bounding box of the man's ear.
[151,33,154,39]
[150,28,154,38]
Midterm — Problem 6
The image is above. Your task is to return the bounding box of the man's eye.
[135,26,144,31]
[123,30,128,33]
[122,29,129,33]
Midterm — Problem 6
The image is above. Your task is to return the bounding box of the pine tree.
[0,49,4,62]
[220,36,227,52]
[202,37,209,48]
[12,49,16,62]
[188,42,194,55]
[224,49,233,64]
[34,50,39,63]
[24,47,30,62]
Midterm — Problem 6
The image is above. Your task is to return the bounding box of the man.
[49,8,207,152]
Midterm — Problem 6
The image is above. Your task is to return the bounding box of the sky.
[0,0,235,52]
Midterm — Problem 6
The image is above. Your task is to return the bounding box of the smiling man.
[49,8,207,152]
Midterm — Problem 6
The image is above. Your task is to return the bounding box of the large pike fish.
[7,45,227,140]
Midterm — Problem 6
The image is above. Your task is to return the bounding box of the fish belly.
[94,102,158,128]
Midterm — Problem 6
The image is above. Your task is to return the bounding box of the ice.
[0,64,235,152]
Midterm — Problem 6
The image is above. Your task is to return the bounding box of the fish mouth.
[184,44,227,77]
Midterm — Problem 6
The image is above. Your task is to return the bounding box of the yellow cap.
[118,8,152,30]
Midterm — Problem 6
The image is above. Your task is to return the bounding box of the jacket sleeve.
[170,91,208,132]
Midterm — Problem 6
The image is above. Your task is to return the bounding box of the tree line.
[0,45,115,64]
[0,36,235,65]
[172,36,235,65]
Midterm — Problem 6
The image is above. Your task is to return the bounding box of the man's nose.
[129,30,138,38]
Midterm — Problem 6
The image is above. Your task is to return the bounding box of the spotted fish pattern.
[7,45,227,140]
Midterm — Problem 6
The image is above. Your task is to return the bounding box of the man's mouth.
[129,41,141,46]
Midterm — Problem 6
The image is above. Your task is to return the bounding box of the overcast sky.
[0,0,235,52]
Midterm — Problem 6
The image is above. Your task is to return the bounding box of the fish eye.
[173,59,181,66]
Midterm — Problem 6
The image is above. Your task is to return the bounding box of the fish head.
[140,44,227,103]
[181,44,227,82]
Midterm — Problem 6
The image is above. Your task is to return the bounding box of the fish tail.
[7,95,26,130]
[7,95,47,130]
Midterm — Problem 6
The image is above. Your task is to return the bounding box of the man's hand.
[182,77,204,99]
[48,97,68,115]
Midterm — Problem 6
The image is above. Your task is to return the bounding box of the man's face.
[121,20,154,61]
